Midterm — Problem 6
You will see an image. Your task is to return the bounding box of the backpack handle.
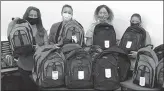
[12,17,15,20]
[145,44,154,49]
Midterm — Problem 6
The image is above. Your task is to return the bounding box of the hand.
[84,47,90,52]
[5,55,14,65]
[54,44,60,49]
[129,51,138,58]
[12,17,20,20]
[130,51,137,55]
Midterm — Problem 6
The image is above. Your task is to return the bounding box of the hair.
[23,6,45,37]
[94,5,114,23]
[61,4,73,15]
[130,13,142,23]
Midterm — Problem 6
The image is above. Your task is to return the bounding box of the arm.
[86,38,92,46]
[85,23,97,46]
[145,31,152,46]
[49,22,62,45]
[49,24,56,45]
[43,30,49,45]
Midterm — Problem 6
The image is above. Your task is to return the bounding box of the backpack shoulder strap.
[158,58,163,64]
[74,20,83,29]
[55,22,63,43]
[73,20,85,46]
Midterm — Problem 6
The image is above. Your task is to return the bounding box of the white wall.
[1,1,163,47]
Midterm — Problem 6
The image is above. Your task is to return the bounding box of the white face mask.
[62,13,72,21]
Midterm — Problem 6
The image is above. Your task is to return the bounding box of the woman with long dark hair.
[23,6,48,47]
[17,6,48,90]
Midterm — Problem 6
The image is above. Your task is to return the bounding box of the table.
[120,78,160,91]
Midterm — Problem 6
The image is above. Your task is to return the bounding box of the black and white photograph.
[1,1,163,91]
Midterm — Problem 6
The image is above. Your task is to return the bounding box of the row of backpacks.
[6,17,163,90]
[7,17,116,56]
[132,44,164,89]
[32,44,130,90]
[7,17,147,56]
[31,43,164,90]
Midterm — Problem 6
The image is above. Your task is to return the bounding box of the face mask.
[131,23,140,26]
[62,13,72,21]
[27,17,39,25]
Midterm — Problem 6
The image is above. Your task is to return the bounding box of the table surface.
[41,87,121,91]
[1,67,161,91]
[1,67,18,73]
[41,87,96,91]
[120,78,160,90]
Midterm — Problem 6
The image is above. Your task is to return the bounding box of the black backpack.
[62,44,93,88]
[93,46,130,90]
[154,44,164,61]
[119,26,146,53]
[84,45,103,61]
[93,23,116,50]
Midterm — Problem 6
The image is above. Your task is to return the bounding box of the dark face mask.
[131,23,140,26]
[27,17,39,25]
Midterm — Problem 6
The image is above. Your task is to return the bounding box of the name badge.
[105,40,110,48]
[52,71,58,80]
[126,41,132,48]
[78,71,84,80]
[139,77,145,86]
[105,68,111,78]
[72,35,77,43]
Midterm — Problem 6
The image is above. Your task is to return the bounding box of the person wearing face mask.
[49,4,74,46]
[126,13,152,78]
[85,5,115,46]
[15,6,49,90]
[23,6,49,47]
[128,13,151,58]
